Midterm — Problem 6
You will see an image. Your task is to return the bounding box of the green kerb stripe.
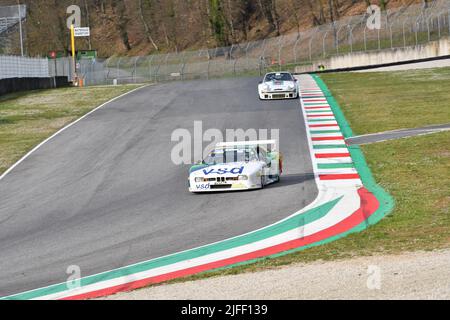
[318,163,354,169]
[313,144,347,149]
[308,119,336,122]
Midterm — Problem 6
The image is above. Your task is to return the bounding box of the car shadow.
[190,172,315,195]
[265,172,315,189]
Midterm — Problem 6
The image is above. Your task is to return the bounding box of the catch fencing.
[0,4,27,56]
[1,0,449,85]
[0,55,49,79]
[99,0,450,84]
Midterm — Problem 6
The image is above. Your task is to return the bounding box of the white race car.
[258,72,299,100]
[188,140,283,193]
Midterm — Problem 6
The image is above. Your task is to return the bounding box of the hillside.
[0,0,424,57]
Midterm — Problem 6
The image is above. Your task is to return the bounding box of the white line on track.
[0,84,151,183]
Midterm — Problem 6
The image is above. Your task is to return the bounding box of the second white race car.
[258,72,299,100]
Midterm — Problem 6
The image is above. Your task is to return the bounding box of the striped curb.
[1,75,392,300]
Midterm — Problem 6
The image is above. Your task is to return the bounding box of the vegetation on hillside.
[0,0,427,57]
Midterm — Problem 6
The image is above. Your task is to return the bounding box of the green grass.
[0,85,142,174]
[320,67,450,135]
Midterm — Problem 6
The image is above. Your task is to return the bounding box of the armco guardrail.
[0,76,69,96]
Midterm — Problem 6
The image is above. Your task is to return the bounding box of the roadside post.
[70,24,76,84]
[71,26,91,86]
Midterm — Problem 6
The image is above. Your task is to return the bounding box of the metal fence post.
[153,55,162,82]
[133,56,140,83]
[415,22,419,46]
[148,55,154,81]
[277,36,284,70]
[349,25,353,53]
[116,57,122,83]
[388,17,394,49]
[336,25,345,54]
[309,28,318,61]
[245,42,251,71]
[180,51,186,80]
[228,45,235,75]
[402,20,407,47]
[233,49,238,75]
[164,53,170,81]
[448,6,450,34]
[260,39,267,75]
[322,28,329,58]
[206,49,211,80]
[293,32,301,64]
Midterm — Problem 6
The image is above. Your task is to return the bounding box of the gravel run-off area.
[105,249,450,300]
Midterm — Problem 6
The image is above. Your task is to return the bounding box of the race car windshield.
[203,149,259,165]
[264,73,293,82]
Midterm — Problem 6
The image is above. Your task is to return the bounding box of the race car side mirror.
[258,81,262,84]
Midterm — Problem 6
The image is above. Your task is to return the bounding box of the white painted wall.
[295,37,450,73]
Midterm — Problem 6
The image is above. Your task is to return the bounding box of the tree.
[111,0,131,51]
[208,0,230,46]
[257,0,280,35]
[138,0,159,51]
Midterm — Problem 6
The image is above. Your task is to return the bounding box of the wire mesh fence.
[0,4,27,56]
[0,55,49,79]
[1,0,449,85]
[100,0,450,84]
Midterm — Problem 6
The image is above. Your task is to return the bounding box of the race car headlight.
[238,175,248,181]
[288,85,295,91]
[195,177,206,182]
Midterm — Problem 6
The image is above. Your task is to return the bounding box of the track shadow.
[265,172,315,189]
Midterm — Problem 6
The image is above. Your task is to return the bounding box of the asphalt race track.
[0,77,317,297]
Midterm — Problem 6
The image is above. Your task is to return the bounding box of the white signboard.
[74,27,90,37]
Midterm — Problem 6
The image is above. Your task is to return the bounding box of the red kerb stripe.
[319,174,360,180]
[309,124,338,128]
[315,153,350,158]
[312,136,344,141]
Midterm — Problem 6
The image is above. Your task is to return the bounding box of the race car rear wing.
[216,140,278,151]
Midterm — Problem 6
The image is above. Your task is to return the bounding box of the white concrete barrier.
[295,37,450,73]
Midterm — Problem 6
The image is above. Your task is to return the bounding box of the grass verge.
[0,85,143,175]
